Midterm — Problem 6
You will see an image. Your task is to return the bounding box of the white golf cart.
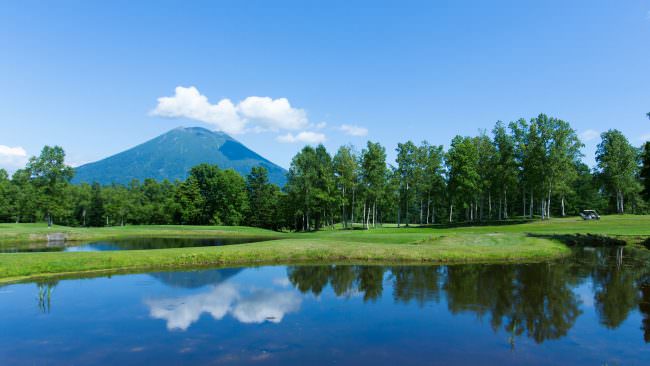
[579,210,601,220]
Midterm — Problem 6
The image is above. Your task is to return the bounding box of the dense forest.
[2,114,650,231]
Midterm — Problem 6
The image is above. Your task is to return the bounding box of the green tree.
[246,166,278,229]
[215,169,248,225]
[176,176,204,224]
[475,132,497,221]
[492,122,518,219]
[395,141,417,226]
[641,141,650,202]
[285,146,319,231]
[86,182,105,227]
[596,130,639,214]
[70,183,92,226]
[26,146,74,226]
[10,169,38,223]
[546,117,583,217]
[446,136,480,222]
[360,142,387,229]
[313,145,336,229]
[104,184,133,226]
[417,141,445,224]
[333,145,358,228]
[187,164,223,224]
[0,169,12,222]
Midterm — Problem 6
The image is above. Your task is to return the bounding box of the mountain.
[72,127,287,186]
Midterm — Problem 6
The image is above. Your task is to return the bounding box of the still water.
[1,247,649,365]
[0,237,275,253]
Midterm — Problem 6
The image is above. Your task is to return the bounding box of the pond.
[0,237,276,253]
[1,247,649,365]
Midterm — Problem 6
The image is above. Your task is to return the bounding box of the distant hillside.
[72,127,287,186]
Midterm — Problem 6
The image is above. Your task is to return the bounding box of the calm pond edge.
[0,236,576,285]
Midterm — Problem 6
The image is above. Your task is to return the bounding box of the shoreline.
[2,216,650,285]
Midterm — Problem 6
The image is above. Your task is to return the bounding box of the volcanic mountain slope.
[73,127,287,186]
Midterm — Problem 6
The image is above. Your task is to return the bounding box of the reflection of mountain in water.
[150,268,243,289]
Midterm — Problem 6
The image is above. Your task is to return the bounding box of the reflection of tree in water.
[36,280,58,314]
[288,266,385,301]
[514,264,582,343]
[288,266,332,296]
[358,267,384,302]
[444,263,582,343]
[286,247,650,344]
[593,266,639,329]
[329,265,357,296]
[575,247,650,331]
[390,266,441,306]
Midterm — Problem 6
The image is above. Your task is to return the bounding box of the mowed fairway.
[1,215,649,284]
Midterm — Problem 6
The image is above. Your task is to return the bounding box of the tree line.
[2,113,650,230]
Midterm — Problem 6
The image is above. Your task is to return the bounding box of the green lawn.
[1,215,648,284]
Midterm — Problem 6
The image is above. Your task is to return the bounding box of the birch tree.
[333,145,358,228]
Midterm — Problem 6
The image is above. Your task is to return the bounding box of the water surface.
[0,237,274,253]
[1,247,649,365]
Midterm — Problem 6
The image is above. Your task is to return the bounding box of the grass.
[1,215,649,284]
[0,223,286,244]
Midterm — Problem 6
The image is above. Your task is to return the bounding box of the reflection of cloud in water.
[146,283,301,331]
[233,289,300,323]
[272,277,291,287]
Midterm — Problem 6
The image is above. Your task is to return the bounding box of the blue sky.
[1,0,649,173]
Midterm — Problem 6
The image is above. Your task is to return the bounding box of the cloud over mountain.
[151,86,308,134]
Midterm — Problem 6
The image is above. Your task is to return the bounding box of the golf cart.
[579,210,600,220]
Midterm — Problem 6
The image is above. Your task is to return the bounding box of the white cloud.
[232,289,301,324]
[0,145,28,172]
[339,124,368,137]
[314,122,327,130]
[277,131,327,144]
[639,133,650,142]
[579,129,600,142]
[272,277,291,287]
[147,283,238,331]
[237,96,308,131]
[151,86,308,134]
[146,283,301,331]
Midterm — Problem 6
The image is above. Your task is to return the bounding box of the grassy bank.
[1,215,649,284]
[0,223,286,245]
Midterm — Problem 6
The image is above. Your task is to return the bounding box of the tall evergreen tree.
[245,166,278,229]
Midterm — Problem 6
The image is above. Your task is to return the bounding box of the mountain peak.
[171,126,232,138]
[72,127,286,186]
